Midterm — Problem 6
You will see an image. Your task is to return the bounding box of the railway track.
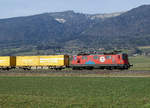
[0,69,150,76]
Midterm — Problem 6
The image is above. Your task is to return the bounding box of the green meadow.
[129,56,150,70]
[0,77,150,108]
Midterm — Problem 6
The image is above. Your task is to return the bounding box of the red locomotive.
[70,52,132,70]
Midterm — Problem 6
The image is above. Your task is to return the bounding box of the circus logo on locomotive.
[100,56,105,62]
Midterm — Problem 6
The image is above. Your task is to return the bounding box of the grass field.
[129,56,150,70]
[138,46,150,49]
[0,77,150,108]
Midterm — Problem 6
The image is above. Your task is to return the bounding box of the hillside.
[80,5,150,48]
[0,5,150,55]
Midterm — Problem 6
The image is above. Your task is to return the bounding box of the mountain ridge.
[0,5,150,55]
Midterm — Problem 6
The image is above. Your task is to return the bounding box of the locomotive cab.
[121,53,132,69]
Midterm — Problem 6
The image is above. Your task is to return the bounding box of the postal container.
[16,56,39,66]
[39,55,69,66]
[0,56,16,67]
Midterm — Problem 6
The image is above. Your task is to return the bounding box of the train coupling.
[129,64,133,67]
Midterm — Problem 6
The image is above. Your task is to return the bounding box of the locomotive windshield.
[122,54,128,60]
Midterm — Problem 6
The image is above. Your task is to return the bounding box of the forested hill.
[0,5,150,52]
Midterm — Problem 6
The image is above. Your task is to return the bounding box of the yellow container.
[16,56,39,66]
[0,56,16,67]
[39,55,69,66]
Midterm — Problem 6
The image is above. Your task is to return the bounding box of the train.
[0,52,132,70]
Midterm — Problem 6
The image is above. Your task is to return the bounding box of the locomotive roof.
[77,51,123,56]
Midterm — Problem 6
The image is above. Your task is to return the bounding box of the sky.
[0,0,150,19]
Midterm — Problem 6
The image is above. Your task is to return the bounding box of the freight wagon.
[16,55,69,70]
[39,55,69,68]
[0,56,16,70]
